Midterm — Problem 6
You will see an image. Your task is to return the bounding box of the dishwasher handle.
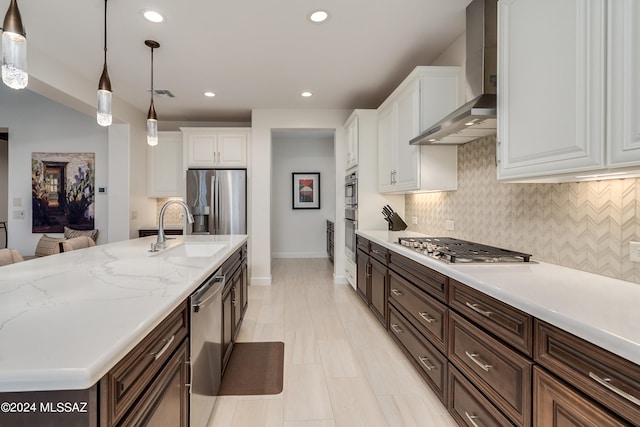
[192,274,225,313]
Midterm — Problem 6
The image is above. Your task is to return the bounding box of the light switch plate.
[411,216,418,225]
[630,241,640,262]
[445,220,455,231]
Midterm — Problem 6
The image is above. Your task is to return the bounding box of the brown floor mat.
[218,342,285,396]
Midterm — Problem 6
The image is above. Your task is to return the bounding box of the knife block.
[388,213,407,231]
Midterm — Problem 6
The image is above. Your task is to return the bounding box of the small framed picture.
[292,172,320,209]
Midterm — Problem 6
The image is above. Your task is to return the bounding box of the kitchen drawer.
[388,251,448,302]
[369,242,388,264]
[221,246,242,278]
[449,279,533,356]
[534,320,640,425]
[389,307,447,402]
[449,311,533,427]
[356,236,370,252]
[100,301,189,425]
[389,269,447,351]
[533,367,630,427]
[448,364,516,427]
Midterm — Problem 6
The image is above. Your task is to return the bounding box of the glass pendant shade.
[97,0,112,126]
[147,101,158,146]
[97,66,112,126]
[2,0,27,89]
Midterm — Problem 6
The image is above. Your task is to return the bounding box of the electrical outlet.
[445,220,455,231]
[411,216,418,225]
[630,241,640,262]
[131,211,138,220]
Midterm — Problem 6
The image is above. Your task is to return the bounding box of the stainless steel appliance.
[410,0,497,145]
[398,237,532,263]
[345,171,358,209]
[189,270,225,427]
[186,169,247,235]
[344,172,358,262]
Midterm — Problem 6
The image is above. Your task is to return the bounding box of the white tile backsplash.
[406,137,640,283]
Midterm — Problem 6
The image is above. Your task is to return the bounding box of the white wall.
[0,84,108,255]
[271,130,335,258]
[251,109,351,285]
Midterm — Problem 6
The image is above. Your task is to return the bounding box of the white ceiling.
[12,0,469,122]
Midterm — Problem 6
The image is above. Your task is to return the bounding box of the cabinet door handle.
[465,351,492,372]
[418,312,435,323]
[465,302,492,317]
[372,248,383,255]
[589,372,640,406]
[391,324,403,334]
[391,289,403,296]
[418,356,435,371]
[464,412,480,427]
[151,335,175,361]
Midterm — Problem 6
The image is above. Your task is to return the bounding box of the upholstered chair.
[0,248,25,266]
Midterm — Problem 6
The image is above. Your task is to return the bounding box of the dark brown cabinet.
[117,338,189,427]
[221,243,249,372]
[138,228,183,238]
[326,220,334,262]
[355,237,388,328]
[533,367,630,427]
[99,302,189,427]
[534,320,640,426]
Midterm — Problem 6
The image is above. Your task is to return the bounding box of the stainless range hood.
[411,0,497,145]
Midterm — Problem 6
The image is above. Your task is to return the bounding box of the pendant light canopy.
[145,40,159,146]
[1,0,27,89]
[97,0,112,126]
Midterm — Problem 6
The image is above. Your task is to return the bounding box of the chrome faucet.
[151,200,195,252]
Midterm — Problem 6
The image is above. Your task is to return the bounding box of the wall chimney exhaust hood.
[411,0,497,146]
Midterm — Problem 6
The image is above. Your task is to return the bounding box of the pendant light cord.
[150,46,154,102]
[103,0,107,64]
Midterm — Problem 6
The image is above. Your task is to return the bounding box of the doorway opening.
[270,129,336,259]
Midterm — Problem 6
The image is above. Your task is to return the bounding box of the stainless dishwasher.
[189,269,225,427]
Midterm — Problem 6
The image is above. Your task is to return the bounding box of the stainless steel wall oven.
[344,171,358,262]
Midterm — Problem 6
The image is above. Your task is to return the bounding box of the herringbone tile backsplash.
[406,137,640,284]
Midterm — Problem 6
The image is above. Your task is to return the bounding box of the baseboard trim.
[272,252,329,259]
[250,276,272,286]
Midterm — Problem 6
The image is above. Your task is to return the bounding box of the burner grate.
[397,237,532,263]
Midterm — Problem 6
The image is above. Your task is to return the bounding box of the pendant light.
[145,40,160,146]
[97,0,112,126]
[1,0,27,89]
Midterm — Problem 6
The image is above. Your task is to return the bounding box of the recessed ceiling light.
[204,92,216,97]
[301,91,313,97]
[309,10,329,23]
[143,10,164,23]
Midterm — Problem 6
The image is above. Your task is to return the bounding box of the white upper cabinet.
[498,0,640,182]
[377,66,462,193]
[345,115,359,170]
[147,131,184,198]
[182,127,249,168]
[607,0,640,167]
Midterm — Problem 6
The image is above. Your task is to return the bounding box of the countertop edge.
[357,229,640,366]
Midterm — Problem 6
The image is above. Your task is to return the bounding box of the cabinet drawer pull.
[151,335,175,360]
[418,312,435,323]
[465,302,492,317]
[372,248,382,255]
[391,289,403,296]
[589,371,640,406]
[391,324,403,334]
[464,412,480,427]
[465,351,492,372]
[418,356,435,371]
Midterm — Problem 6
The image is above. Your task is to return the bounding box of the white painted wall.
[271,130,335,258]
[251,109,351,285]
[0,84,108,255]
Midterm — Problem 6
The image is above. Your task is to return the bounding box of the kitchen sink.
[161,242,228,258]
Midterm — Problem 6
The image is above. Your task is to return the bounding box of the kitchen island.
[0,234,247,425]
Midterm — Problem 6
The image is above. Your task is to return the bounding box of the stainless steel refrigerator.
[186,169,247,235]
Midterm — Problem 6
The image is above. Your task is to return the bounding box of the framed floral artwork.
[292,172,320,209]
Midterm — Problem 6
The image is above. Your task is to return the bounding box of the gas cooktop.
[397,237,532,264]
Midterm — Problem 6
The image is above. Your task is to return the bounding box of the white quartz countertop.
[358,229,640,366]
[0,234,247,392]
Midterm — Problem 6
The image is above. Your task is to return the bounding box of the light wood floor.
[209,258,458,427]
